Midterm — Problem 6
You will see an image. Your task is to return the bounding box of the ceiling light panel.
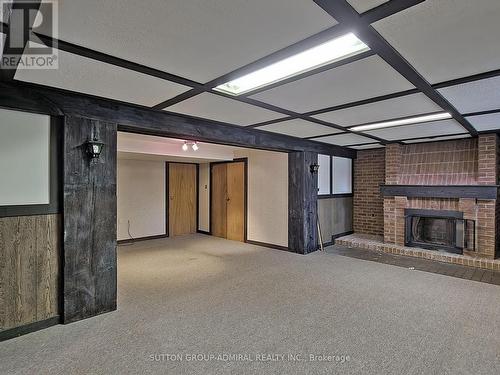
[214,33,369,95]
[34,0,337,82]
[403,134,471,144]
[165,92,283,126]
[257,119,342,138]
[314,133,375,146]
[363,119,465,140]
[347,0,388,13]
[350,143,385,150]
[250,55,414,113]
[437,76,500,114]
[466,113,500,132]
[374,0,500,83]
[351,112,451,131]
[313,93,442,127]
[14,47,190,107]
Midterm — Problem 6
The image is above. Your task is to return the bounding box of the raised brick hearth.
[346,134,500,265]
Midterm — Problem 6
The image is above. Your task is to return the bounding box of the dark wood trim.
[246,116,292,129]
[312,0,477,136]
[117,234,169,245]
[433,68,500,89]
[380,184,499,199]
[35,33,201,89]
[0,115,62,218]
[405,208,463,219]
[304,89,419,117]
[197,230,211,235]
[463,109,500,118]
[332,230,354,240]
[318,193,353,199]
[209,158,248,242]
[0,316,60,342]
[245,239,289,252]
[0,81,355,157]
[361,0,425,24]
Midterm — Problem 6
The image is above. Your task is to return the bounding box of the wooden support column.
[288,151,318,254]
[63,116,117,323]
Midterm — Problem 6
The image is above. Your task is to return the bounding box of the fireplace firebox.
[405,209,475,254]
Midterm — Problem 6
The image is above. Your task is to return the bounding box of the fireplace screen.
[405,209,475,254]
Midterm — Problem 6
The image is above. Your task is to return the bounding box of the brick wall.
[398,138,478,185]
[353,149,385,235]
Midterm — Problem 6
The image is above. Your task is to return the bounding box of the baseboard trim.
[118,234,168,244]
[332,231,354,241]
[246,240,289,252]
[0,316,60,342]
[197,230,211,235]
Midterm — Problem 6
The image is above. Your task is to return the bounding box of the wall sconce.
[310,163,320,174]
[86,138,105,159]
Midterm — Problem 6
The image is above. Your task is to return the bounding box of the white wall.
[198,163,210,232]
[117,159,166,240]
[0,108,50,205]
[234,149,288,247]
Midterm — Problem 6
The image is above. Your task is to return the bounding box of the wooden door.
[211,163,227,238]
[226,162,245,241]
[168,163,197,236]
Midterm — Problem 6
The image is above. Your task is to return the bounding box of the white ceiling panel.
[35,0,336,83]
[257,119,341,138]
[165,93,283,126]
[250,55,414,113]
[438,76,500,114]
[313,93,442,127]
[403,134,471,144]
[347,0,388,13]
[466,113,500,132]
[14,47,190,107]
[314,133,375,146]
[350,143,385,150]
[364,119,466,140]
[374,0,500,83]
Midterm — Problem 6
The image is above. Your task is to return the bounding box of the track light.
[181,141,199,151]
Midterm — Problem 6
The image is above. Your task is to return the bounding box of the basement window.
[214,33,369,96]
[318,155,352,196]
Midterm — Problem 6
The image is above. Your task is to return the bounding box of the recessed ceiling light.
[350,112,452,131]
[213,33,369,96]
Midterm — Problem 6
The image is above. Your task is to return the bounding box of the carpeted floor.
[1,234,500,374]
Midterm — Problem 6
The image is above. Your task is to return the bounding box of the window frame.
[317,155,353,199]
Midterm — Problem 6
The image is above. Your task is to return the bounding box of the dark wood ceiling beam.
[312,0,477,136]
[0,80,356,157]
[433,68,500,89]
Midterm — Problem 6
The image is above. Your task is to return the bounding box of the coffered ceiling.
[5,0,500,150]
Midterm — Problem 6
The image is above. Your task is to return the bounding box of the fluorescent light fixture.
[214,33,369,96]
[351,112,452,131]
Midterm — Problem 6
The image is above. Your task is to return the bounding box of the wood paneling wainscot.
[0,214,61,331]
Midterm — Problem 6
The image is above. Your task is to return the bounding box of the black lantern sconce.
[85,138,105,160]
[310,163,320,174]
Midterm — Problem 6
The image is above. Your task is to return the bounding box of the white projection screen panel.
[318,154,331,195]
[0,108,51,205]
[333,156,352,194]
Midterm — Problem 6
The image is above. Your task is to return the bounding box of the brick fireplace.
[346,134,500,265]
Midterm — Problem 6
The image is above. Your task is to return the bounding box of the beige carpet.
[1,234,500,374]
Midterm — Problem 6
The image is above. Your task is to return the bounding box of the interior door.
[211,163,227,238]
[226,162,245,241]
[168,163,197,236]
